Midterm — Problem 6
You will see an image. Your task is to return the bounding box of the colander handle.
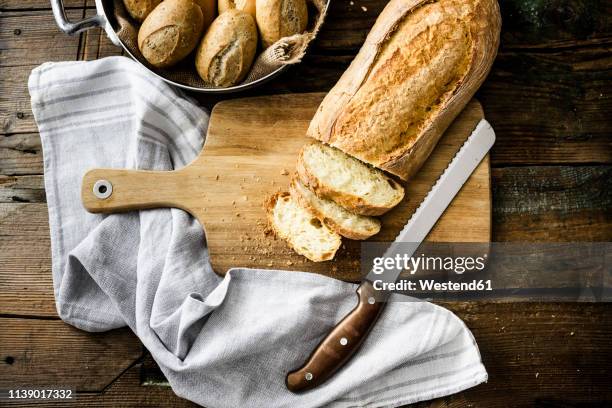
[51,0,105,35]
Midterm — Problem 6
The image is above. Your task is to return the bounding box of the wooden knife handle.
[286,281,385,392]
[81,168,188,213]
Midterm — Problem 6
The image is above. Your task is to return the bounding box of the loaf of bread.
[123,0,161,22]
[266,192,341,262]
[195,9,258,87]
[290,177,381,240]
[255,0,308,48]
[296,142,405,216]
[307,0,501,180]
[138,0,205,68]
[193,0,217,27]
[218,0,256,18]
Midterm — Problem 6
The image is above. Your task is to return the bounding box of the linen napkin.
[29,56,487,408]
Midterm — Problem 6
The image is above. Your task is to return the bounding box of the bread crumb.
[267,262,273,267]
[286,260,293,265]
[243,195,248,201]
[361,5,367,11]
[236,212,240,217]
[535,372,539,378]
[232,200,236,205]
[280,168,289,176]
[215,174,219,180]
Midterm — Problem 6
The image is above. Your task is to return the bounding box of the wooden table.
[1,0,611,406]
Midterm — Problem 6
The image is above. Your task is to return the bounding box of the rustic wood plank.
[492,165,612,241]
[479,48,612,166]
[0,203,55,316]
[0,318,142,391]
[0,10,83,68]
[0,363,196,407]
[449,302,612,406]
[0,175,45,202]
[0,0,84,9]
[0,65,38,134]
[0,133,42,175]
[312,0,612,52]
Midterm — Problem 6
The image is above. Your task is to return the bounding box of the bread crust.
[306,0,501,180]
[195,9,258,86]
[137,0,205,68]
[255,0,308,48]
[219,0,256,18]
[296,145,403,216]
[265,192,340,262]
[290,177,381,240]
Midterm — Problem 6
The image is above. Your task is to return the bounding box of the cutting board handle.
[81,168,188,213]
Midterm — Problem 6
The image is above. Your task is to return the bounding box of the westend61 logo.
[372,253,487,275]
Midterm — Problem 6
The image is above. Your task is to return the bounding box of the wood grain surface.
[0,0,611,406]
[81,96,490,281]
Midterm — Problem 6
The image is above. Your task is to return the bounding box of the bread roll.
[138,0,205,68]
[255,0,308,48]
[193,0,217,27]
[123,0,162,22]
[307,0,501,180]
[218,0,256,18]
[195,10,258,87]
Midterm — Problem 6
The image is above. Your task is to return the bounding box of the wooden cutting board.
[82,93,491,282]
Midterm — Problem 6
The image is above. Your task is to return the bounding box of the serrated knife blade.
[366,118,496,284]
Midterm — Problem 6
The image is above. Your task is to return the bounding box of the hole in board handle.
[93,180,113,200]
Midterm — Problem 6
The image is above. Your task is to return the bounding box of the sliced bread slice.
[296,142,405,216]
[290,177,381,240]
[266,192,341,262]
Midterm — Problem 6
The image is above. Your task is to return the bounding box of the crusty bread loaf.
[219,0,256,18]
[266,192,341,262]
[195,9,257,87]
[123,0,161,22]
[195,9,258,87]
[307,0,501,180]
[296,142,405,216]
[137,0,205,68]
[255,0,308,48]
[290,177,381,240]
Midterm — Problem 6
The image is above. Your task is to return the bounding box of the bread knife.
[286,119,496,392]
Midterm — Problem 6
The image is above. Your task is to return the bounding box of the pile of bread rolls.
[123,0,308,87]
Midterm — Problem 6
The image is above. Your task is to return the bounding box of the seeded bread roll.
[296,142,405,216]
[307,0,501,180]
[255,0,308,48]
[137,0,205,68]
[290,177,381,240]
[266,192,341,262]
[218,0,256,18]
[123,0,162,22]
[195,9,258,87]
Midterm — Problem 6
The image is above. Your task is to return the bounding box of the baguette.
[307,0,501,180]
[290,177,381,240]
[255,0,308,48]
[266,192,341,262]
[296,142,404,216]
[195,10,258,87]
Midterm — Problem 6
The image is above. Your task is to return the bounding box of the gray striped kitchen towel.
[29,56,487,408]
